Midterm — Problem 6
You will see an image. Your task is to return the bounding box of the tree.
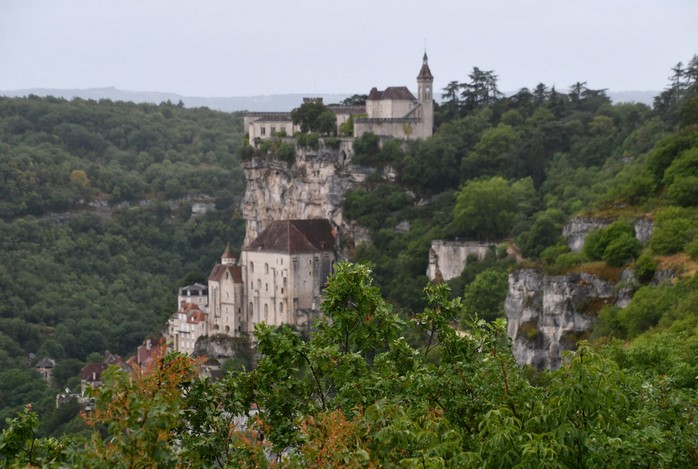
[290,100,336,135]
[453,177,536,240]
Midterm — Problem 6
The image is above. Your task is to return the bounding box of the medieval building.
[243,53,434,143]
[165,219,337,354]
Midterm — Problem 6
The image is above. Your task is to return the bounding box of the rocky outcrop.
[506,269,615,369]
[562,217,612,252]
[563,216,654,252]
[241,149,373,246]
[427,240,497,282]
[193,334,252,360]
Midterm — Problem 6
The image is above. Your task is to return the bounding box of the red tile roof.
[246,219,335,254]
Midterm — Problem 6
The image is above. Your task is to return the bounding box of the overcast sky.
[1,0,696,97]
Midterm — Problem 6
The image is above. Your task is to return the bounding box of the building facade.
[165,220,336,354]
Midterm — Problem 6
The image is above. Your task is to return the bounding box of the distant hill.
[0,86,659,112]
[0,86,352,112]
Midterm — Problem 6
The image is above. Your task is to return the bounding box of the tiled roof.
[367,86,416,101]
[187,310,207,324]
[246,219,335,254]
[209,264,244,283]
[81,363,109,381]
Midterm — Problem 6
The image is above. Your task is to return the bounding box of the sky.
[1,0,697,98]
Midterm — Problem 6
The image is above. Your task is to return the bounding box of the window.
[264,304,268,321]
[271,126,276,134]
[250,262,254,273]
[261,127,266,136]
[265,283,268,292]
[257,279,261,290]
[279,302,284,313]
[265,263,269,274]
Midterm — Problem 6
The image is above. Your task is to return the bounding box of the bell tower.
[417,52,434,138]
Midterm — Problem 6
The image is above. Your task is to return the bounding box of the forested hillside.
[0,97,246,432]
[2,53,698,466]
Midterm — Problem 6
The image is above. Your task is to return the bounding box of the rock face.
[563,216,654,252]
[193,334,252,360]
[427,240,497,282]
[241,149,373,246]
[562,217,612,252]
[506,269,615,369]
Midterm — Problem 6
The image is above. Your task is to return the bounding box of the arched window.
[250,262,254,273]
[264,263,269,274]
[279,302,284,314]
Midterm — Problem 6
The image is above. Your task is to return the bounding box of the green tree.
[291,100,336,135]
[453,176,537,240]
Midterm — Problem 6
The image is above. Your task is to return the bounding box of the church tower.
[417,51,434,138]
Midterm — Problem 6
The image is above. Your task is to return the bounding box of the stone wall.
[426,240,497,282]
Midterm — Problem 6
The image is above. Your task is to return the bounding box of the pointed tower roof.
[418,52,433,80]
[221,242,236,265]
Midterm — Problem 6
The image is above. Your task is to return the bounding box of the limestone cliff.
[505,269,615,369]
[563,216,654,252]
[426,240,498,282]
[241,148,373,247]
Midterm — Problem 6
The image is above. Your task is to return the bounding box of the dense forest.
[2,53,698,466]
[0,97,247,433]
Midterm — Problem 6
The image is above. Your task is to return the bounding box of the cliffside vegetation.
[0,97,246,433]
[4,264,698,467]
[2,53,698,465]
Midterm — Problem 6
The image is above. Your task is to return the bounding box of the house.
[240,219,336,332]
[243,53,434,144]
[35,357,55,384]
[164,302,208,355]
[80,352,132,395]
[178,282,208,312]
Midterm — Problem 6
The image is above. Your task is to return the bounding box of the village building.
[178,282,208,312]
[35,357,55,384]
[243,53,434,144]
[164,302,208,355]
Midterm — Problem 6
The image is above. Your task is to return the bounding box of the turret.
[221,243,236,265]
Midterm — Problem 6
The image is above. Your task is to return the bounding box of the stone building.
[178,282,208,312]
[165,302,208,355]
[240,219,336,332]
[207,243,245,336]
[243,53,434,143]
[165,220,336,354]
[354,52,434,140]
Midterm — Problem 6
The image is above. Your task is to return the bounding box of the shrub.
[666,176,698,207]
[584,221,636,261]
[649,206,697,255]
[603,233,641,267]
[633,252,657,283]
